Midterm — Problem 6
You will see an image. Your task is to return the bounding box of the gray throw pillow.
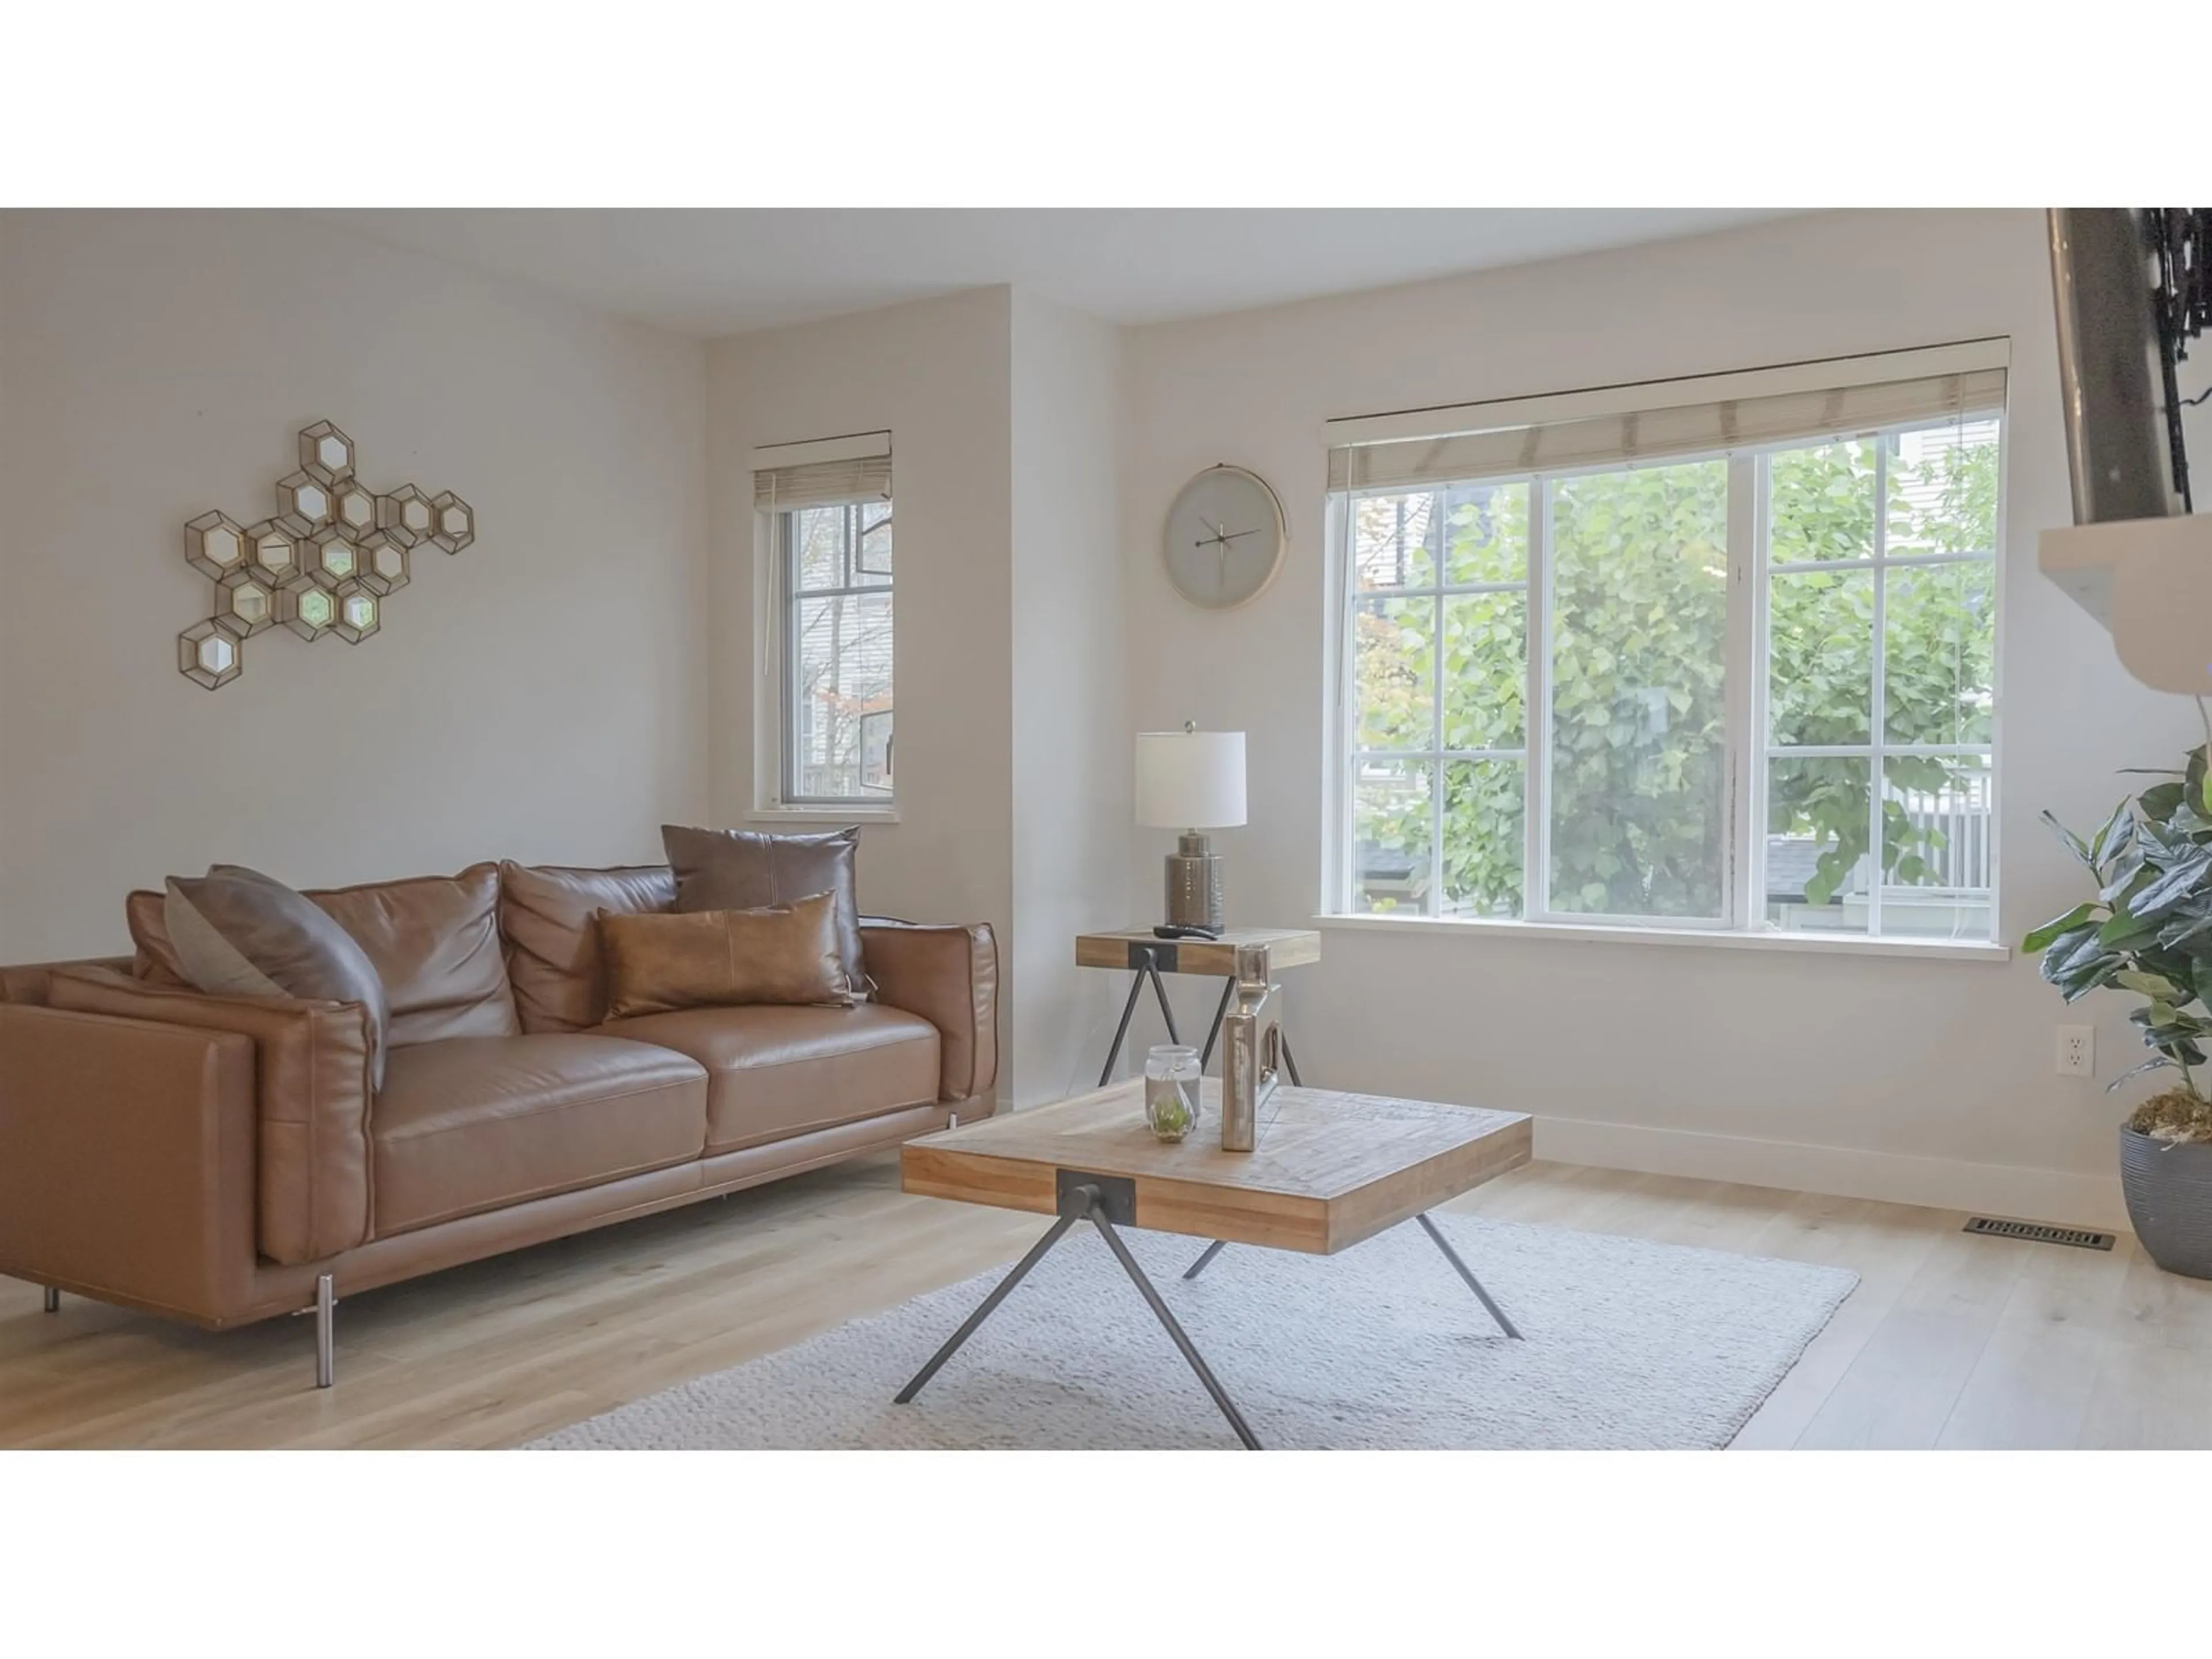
[164,864,392,1088]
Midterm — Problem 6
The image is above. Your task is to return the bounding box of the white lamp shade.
[1134,730,1247,828]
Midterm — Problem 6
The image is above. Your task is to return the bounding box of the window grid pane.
[1759,414,1998,940]
[784,503,893,802]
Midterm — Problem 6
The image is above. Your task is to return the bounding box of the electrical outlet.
[2057,1025,2094,1077]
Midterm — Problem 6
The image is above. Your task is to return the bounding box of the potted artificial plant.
[2029,743,2212,1278]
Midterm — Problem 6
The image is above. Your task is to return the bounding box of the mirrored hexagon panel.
[184,511,248,579]
[282,576,337,641]
[179,619,243,690]
[308,527,359,589]
[245,518,300,583]
[378,484,435,546]
[332,581,380,645]
[333,481,378,535]
[358,531,411,596]
[214,569,278,638]
[298,421,356,485]
[428,491,475,554]
[277,471,334,532]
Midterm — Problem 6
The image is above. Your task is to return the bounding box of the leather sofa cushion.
[164,865,392,1089]
[372,1034,706,1237]
[662,825,867,998]
[500,861,676,1033]
[599,1004,937,1155]
[599,893,854,1019]
[131,865,520,1047]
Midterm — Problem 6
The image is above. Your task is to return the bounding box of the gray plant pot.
[2119,1126,2212,1280]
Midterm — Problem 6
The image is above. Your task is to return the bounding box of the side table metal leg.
[1197,978,1236,1071]
[1415,1212,1521,1339]
[1279,1029,1304,1087]
[895,1214,1077,1403]
[1088,1209,1260,1449]
[1180,1239,1228,1281]
[1097,969,1153,1087]
[42,1286,60,1314]
[1145,961,1180,1044]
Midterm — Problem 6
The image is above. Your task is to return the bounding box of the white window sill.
[1313,911,2011,963]
[747,804,900,827]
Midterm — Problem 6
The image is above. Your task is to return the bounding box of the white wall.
[706,287,1019,1074]
[1119,209,2203,1226]
[0,210,710,961]
[1010,291,1132,1103]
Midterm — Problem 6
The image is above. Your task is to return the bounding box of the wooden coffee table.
[895,1079,1532,1448]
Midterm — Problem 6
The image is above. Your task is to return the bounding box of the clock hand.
[1217,527,1262,541]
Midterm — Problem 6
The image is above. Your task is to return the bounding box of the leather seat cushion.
[599,1004,938,1154]
[372,1035,706,1237]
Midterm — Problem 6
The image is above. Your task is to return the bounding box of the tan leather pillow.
[599,892,853,1020]
[661,824,867,996]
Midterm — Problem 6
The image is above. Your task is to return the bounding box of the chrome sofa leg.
[42,1286,60,1314]
[313,1272,336,1388]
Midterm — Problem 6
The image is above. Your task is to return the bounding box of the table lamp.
[1135,724,1247,938]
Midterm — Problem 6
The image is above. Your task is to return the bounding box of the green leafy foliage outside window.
[1349,421,1998,924]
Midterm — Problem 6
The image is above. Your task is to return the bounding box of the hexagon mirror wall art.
[428,492,475,554]
[246,519,300,584]
[283,578,336,641]
[178,620,243,690]
[332,582,381,645]
[358,531,411,596]
[176,421,478,688]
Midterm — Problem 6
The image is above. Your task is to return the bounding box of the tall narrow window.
[754,434,894,807]
[1330,346,2005,944]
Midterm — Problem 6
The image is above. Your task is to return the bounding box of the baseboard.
[1532,1115,2128,1233]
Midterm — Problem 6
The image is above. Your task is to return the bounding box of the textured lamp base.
[1164,832,1224,934]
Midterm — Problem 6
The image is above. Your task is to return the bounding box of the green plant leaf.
[2116,969,2190,1001]
[2130,853,2212,918]
[2025,904,2099,953]
[2138,781,2187,823]
[2088,798,2134,868]
[2099,910,2163,950]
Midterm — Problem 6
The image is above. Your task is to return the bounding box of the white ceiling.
[312,209,1798,339]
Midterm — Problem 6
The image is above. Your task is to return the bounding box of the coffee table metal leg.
[1415,1211,1522,1339]
[894,1191,1261,1449]
[1180,1238,1228,1281]
[894,1213,1078,1403]
[1086,1208,1260,1450]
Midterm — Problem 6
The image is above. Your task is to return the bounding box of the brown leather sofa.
[0,860,998,1385]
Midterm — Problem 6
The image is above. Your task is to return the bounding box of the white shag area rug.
[529,1214,1856,1450]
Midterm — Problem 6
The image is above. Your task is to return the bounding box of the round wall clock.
[1162,463,1288,610]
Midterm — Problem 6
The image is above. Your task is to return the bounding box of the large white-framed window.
[1327,344,2005,944]
[752,433,895,814]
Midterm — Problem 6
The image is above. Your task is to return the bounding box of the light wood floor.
[3,1157,2207,1449]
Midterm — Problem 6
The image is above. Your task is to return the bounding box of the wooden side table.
[1074,927,1321,1088]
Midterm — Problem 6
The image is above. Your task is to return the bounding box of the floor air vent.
[1963,1215,2115,1251]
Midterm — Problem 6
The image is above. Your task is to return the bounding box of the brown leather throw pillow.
[162,863,392,1088]
[598,891,854,1020]
[661,824,867,996]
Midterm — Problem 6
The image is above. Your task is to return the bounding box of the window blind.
[1328,366,2007,493]
[753,431,892,510]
